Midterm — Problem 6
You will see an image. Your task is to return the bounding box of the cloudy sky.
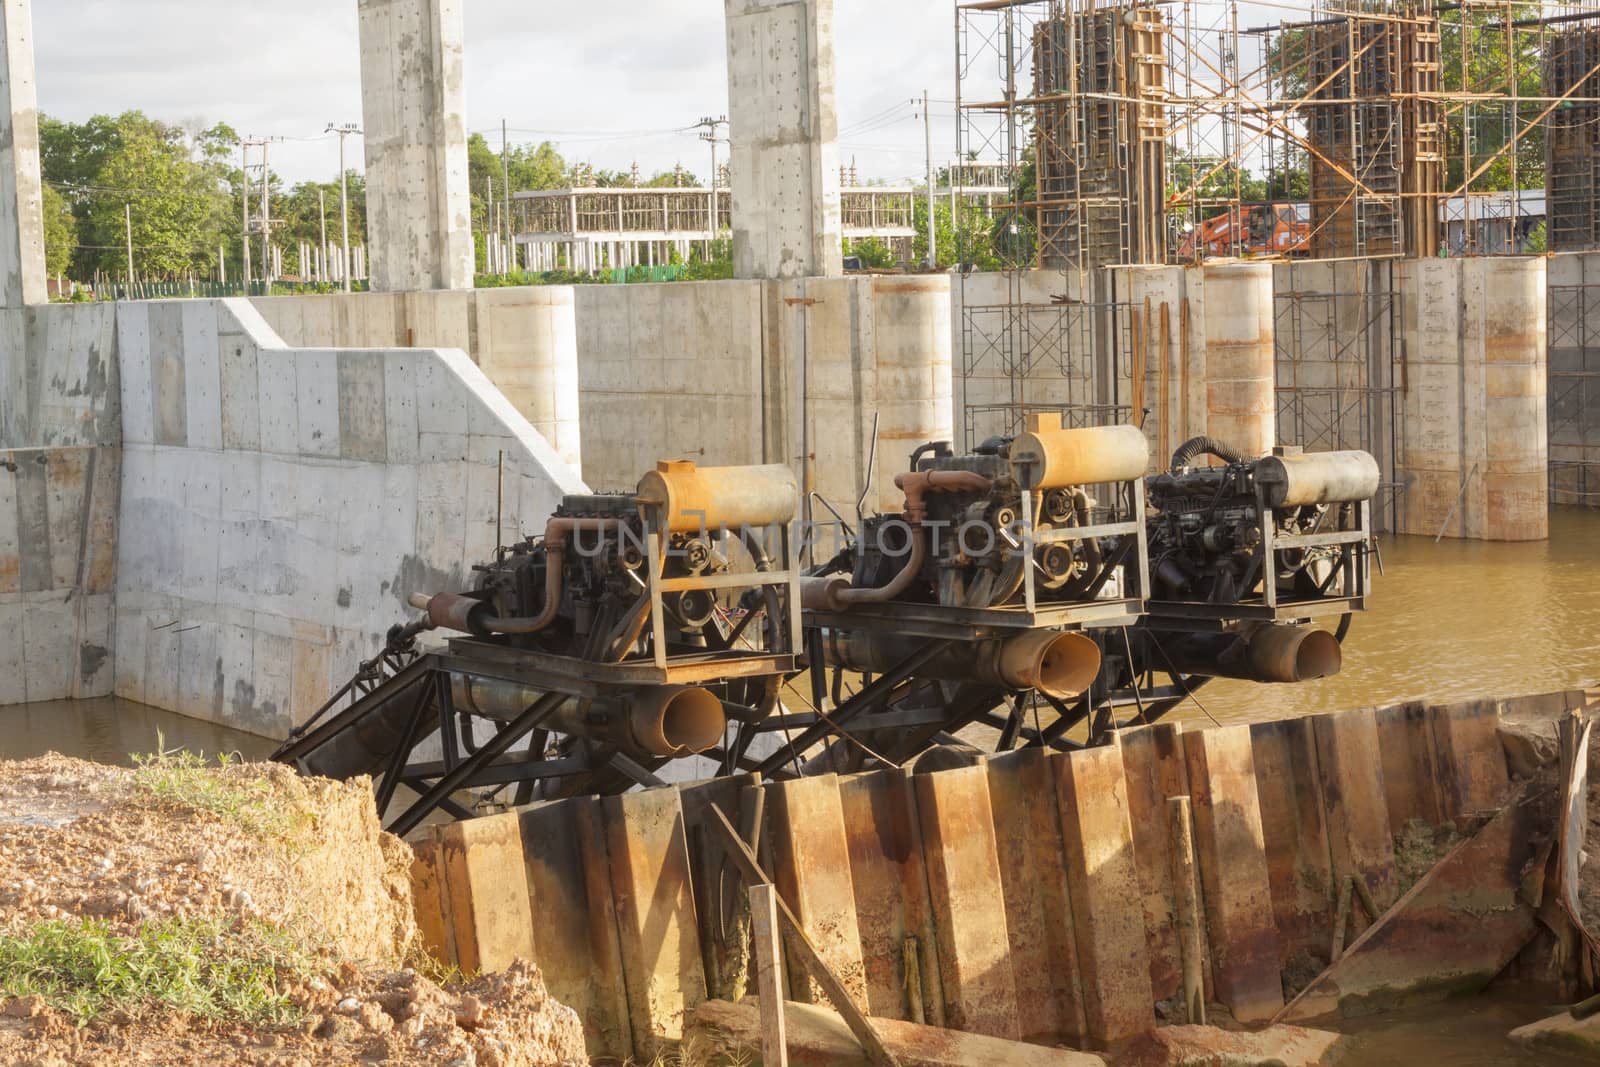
[33,1,962,188]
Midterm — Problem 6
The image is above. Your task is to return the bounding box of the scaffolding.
[953,0,1600,513]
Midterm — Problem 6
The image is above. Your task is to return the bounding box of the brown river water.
[1,508,1597,1059]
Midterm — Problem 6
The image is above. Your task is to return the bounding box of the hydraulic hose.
[1170,435,1249,472]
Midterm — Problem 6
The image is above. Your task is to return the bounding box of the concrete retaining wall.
[411,690,1570,1060]
[0,304,120,703]
[251,289,583,473]
[112,299,585,737]
[574,274,953,515]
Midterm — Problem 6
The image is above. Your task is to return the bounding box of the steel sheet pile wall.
[409,690,1593,1059]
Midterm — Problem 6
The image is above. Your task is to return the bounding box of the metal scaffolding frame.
[1548,280,1600,505]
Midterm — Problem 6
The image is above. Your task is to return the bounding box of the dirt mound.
[0,754,587,1066]
[0,754,412,968]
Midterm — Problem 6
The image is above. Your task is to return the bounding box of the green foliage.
[843,236,899,270]
[915,198,1004,271]
[132,738,306,840]
[0,916,314,1026]
[1525,220,1548,253]
[468,133,569,272]
[41,183,75,278]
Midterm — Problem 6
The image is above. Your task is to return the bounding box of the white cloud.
[33,0,958,188]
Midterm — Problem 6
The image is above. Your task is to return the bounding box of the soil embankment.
[0,753,586,1066]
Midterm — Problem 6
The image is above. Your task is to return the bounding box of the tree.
[41,183,76,278]
[467,132,568,271]
[84,126,232,280]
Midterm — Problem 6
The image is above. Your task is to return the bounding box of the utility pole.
[922,90,937,270]
[259,138,278,284]
[124,203,134,295]
[240,140,252,288]
[318,187,328,284]
[694,115,729,242]
[327,123,362,293]
[486,175,495,274]
[502,119,513,275]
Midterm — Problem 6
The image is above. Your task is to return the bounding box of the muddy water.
[1188,507,1600,726]
[1329,995,1594,1065]
[0,695,275,766]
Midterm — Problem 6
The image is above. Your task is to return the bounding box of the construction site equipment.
[275,427,1377,822]
[270,461,804,833]
[1176,203,1312,261]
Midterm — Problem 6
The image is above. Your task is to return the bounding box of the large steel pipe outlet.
[1246,624,1341,683]
[996,630,1103,700]
[626,686,727,756]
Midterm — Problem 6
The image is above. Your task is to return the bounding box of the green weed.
[131,734,305,840]
[0,915,316,1026]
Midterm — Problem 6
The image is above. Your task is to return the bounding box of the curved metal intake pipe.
[451,676,726,757]
[409,517,626,636]
[820,629,1102,700]
[1160,624,1341,684]
[801,471,992,613]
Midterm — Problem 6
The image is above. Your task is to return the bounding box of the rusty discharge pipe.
[1161,624,1341,684]
[408,517,626,636]
[821,629,1102,700]
[450,675,726,757]
[802,470,993,613]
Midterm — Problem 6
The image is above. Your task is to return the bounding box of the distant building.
[1440,191,1546,255]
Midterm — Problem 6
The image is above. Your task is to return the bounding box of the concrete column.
[1198,262,1276,457]
[357,0,474,293]
[724,0,844,279]
[0,0,44,308]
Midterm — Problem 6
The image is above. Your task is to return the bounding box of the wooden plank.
[765,774,870,1010]
[1373,701,1446,832]
[838,768,945,1025]
[751,884,790,1067]
[1430,698,1512,821]
[1250,717,1336,969]
[706,805,903,1067]
[1313,708,1400,916]
[518,797,631,1061]
[914,763,1022,1039]
[436,811,534,974]
[1115,724,1189,1002]
[1052,745,1157,1046]
[1183,726,1284,1024]
[987,747,1089,1043]
[604,787,707,1058]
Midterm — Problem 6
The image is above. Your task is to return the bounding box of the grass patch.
[0,915,316,1026]
[132,735,305,840]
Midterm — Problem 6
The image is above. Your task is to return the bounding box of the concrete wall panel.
[112,298,584,736]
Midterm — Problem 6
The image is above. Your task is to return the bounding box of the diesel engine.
[1143,436,1377,683]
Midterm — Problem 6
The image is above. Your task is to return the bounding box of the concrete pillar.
[1197,262,1276,457]
[1474,257,1548,540]
[724,0,844,279]
[357,0,474,293]
[0,0,44,308]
